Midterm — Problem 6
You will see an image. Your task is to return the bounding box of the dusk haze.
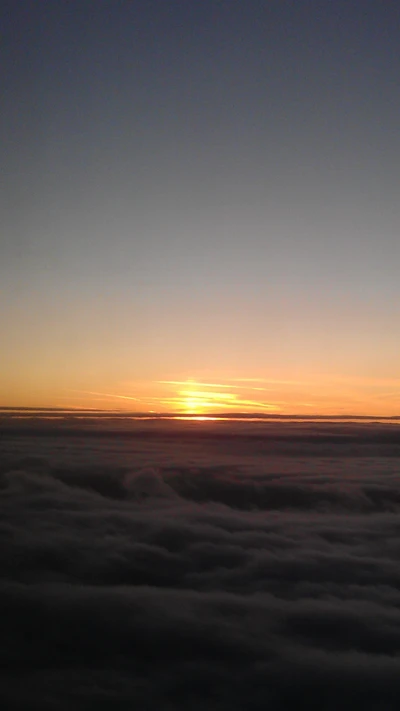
[1,0,399,416]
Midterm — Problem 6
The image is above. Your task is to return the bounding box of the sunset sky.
[1,0,399,415]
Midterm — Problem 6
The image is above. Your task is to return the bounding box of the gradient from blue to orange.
[1,1,399,415]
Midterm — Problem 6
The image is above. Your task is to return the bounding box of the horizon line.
[0,407,399,420]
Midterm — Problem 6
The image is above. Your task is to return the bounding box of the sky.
[1,0,399,415]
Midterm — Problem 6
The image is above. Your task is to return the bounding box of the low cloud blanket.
[1,421,400,709]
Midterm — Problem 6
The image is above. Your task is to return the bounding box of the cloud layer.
[1,424,400,709]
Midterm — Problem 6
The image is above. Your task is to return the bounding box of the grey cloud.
[1,429,400,709]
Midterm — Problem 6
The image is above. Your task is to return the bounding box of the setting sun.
[182,395,204,414]
[178,383,222,414]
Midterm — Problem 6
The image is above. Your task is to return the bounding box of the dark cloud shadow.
[1,423,400,708]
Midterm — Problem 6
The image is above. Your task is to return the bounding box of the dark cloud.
[1,424,400,708]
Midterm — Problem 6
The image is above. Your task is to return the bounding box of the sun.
[178,382,216,415]
[175,380,239,415]
[159,378,282,416]
[182,392,216,414]
[175,392,219,421]
[183,395,203,414]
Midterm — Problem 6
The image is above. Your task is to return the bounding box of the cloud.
[158,380,276,392]
[69,389,142,402]
[1,425,400,708]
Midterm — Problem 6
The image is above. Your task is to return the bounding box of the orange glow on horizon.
[172,415,219,421]
[0,374,399,417]
[164,380,283,415]
[177,383,233,415]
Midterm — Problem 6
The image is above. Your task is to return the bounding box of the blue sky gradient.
[1,1,399,412]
